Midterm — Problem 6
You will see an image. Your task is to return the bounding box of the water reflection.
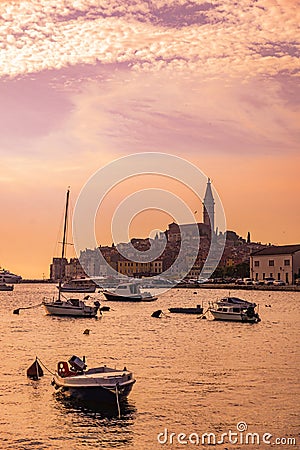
[53,393,136,447]
[55,392,137,420]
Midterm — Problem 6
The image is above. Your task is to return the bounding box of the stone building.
[250,244,300,284]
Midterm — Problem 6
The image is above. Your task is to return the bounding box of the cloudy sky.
[0,0,299,277]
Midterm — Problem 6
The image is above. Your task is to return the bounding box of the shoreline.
[19,279,300,292]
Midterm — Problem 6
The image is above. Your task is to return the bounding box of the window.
[263,273,265,279]
[284,259,290,266]
[270,273,273,278]
[269,260,274,266]
[254,261,259,267]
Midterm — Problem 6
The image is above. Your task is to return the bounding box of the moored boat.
[103,282,157,302]
[209,296,261,323]
[0,268,22,284]
[169,305,203,314]
[52,355,136,403]
[0,283,14,291]
[43,189,99,318]
[43,298,100,317]
[59,278,96,293]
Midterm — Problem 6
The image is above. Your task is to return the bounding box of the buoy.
[151,310,162,318]
[83,329,90,335]
[27,358,44,380]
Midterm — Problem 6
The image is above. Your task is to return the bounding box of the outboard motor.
[246,306,255,318]
[68,355,86,372]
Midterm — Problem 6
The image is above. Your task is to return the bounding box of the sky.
[0,0,299,278]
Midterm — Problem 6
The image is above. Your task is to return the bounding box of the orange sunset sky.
[0,0,299,278]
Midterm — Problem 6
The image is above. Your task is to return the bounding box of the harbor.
[1,283,299,449]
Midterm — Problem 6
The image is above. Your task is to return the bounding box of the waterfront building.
[117,259,163,277]
[64,258,86,280]
[50,257,67,281]
[250,244,300,284]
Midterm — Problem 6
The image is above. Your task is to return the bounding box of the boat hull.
[210,310,259,323]
[169,307,203,314]
[53,381,135,402]
[0,284,14,291]
[59,287,96,293]
[43,303,98,317]
[103,292,157,302]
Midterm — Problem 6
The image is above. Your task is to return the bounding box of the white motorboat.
[59,278,96,293]
[0,283,14,291]
[43,297,100,317]
[52,355,136,403]
[209,296,261,323]
[0,268,22,284]
[43,189,99,318]
[103,282,157,302]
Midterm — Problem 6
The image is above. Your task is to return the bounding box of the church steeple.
[203,178,215,233]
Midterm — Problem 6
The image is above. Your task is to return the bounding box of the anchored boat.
[59,278,96,293]
[52,355,136,403]
[0,283,14,291]
[43,189,100,318]
[209,296,261,323]
[0,268,22,283]
[103,282,157,302]
[169,305,203,314]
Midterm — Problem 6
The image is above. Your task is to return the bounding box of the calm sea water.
[1,284,299,449]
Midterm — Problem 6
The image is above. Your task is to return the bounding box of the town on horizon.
[47,179,300,286]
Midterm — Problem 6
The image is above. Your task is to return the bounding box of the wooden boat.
[168,305,203,314]
[103,282,157,302]
[43,190,99,318]
[52,355,136,403]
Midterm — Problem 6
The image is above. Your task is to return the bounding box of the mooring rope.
[115,383,121,418]
[13,302,43,314]
[36,357,56,376]
[197,307,210,319]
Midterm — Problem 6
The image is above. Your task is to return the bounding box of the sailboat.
[43,189,100,318]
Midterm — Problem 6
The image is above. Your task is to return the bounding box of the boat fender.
[57,361,76,377]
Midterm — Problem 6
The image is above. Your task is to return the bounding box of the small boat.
[59,278,96,293]
[209,296,261,323]
[43,189,100,318]
[0,283,14,291]
[52,355,136,403]
[0,268,22,284]
[169,305,203,314]
[43,298,100,317]
[141,277,174,288]
[103,282,157,302]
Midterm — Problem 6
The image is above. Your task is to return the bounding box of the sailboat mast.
[58,189,70,300]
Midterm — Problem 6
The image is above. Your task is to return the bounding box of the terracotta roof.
[251,244,300,256]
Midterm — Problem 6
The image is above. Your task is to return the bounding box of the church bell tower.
[203,178,215,233]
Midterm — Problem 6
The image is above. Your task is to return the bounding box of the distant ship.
[0,268,22,284]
